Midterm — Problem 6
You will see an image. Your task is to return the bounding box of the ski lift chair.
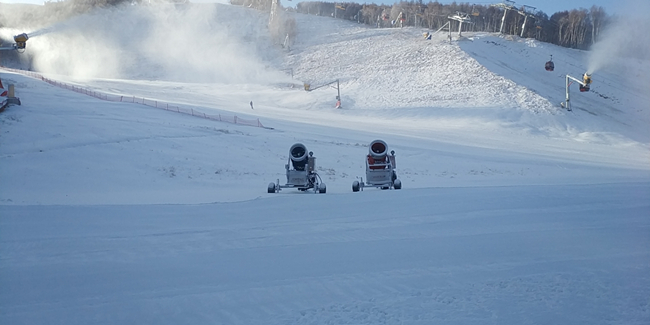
[545,55,554,71]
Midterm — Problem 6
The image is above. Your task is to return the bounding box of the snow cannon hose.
[369,140,388,160]
[290,143,309,171]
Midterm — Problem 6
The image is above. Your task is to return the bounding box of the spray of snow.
[10,4,292,84]
[587,0,650,75]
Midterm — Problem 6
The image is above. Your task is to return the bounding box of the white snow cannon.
[352,140,401,192]
[268,143,326,193]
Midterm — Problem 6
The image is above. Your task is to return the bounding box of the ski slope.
[1,3,649,325]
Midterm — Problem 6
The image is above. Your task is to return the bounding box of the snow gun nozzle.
[582,73,592,86]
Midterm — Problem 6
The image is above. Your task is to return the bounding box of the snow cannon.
[0,32,29,51]
[352,140,401,192]
[268,143,326,194]
[580,73,592,92]
[13,33,29,50]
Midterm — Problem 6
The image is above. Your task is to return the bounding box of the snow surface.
[1,3,649,324]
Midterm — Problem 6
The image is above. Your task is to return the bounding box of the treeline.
[293,1,610,50]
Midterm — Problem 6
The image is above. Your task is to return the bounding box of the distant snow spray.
[587,2,650,75]
[27,26,56,38]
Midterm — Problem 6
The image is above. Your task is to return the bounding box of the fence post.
[234,116,237,124]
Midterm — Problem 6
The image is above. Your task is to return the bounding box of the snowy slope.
[1,3,649,325]
[459,33,650,143]
[2,183,649,325]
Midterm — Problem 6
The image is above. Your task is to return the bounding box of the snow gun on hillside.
[581,73,592,92]
[352,140,401,192]
[560,72,592,111]
[268,143,326,194]
[0,33,29,51]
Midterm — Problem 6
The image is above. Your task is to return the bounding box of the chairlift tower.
[269,0,279,27]
[491,1,516,34]
[516,5,537,37]
[448,12,473,37]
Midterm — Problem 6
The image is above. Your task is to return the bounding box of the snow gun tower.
[268,143,326,193]
[560,72,592,111]
[352,140,401,192]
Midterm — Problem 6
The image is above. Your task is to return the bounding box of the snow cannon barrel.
[289,143,309,171]
[369,140,388,160]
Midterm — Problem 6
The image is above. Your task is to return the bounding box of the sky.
[0,0,619,15]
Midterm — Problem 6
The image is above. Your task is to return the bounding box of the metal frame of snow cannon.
[560,73,592,111]
[352,140,401,192]
[268,143,326,194]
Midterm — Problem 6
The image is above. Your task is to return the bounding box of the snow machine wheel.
[352,180,360,192]
[267,182,276,193]
[318,183,327,194]
[393,179,402,190]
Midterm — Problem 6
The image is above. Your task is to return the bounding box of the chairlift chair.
[545,55,554,71]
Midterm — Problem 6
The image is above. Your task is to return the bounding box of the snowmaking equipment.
[352,140,401,192]
[560,72,592,111]
[0,33,29,51]
[268,143,326,194]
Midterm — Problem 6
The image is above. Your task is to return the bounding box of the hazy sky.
[0,0,620,16]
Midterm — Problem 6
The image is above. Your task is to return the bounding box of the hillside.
[1,3,649,325]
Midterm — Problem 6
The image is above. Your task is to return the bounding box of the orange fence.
[1,67,270,129]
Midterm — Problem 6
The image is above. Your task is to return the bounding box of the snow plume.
[26,8,134,79]
[139,4,288,83]
[587,0,650,75]
[22,4,291,84]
